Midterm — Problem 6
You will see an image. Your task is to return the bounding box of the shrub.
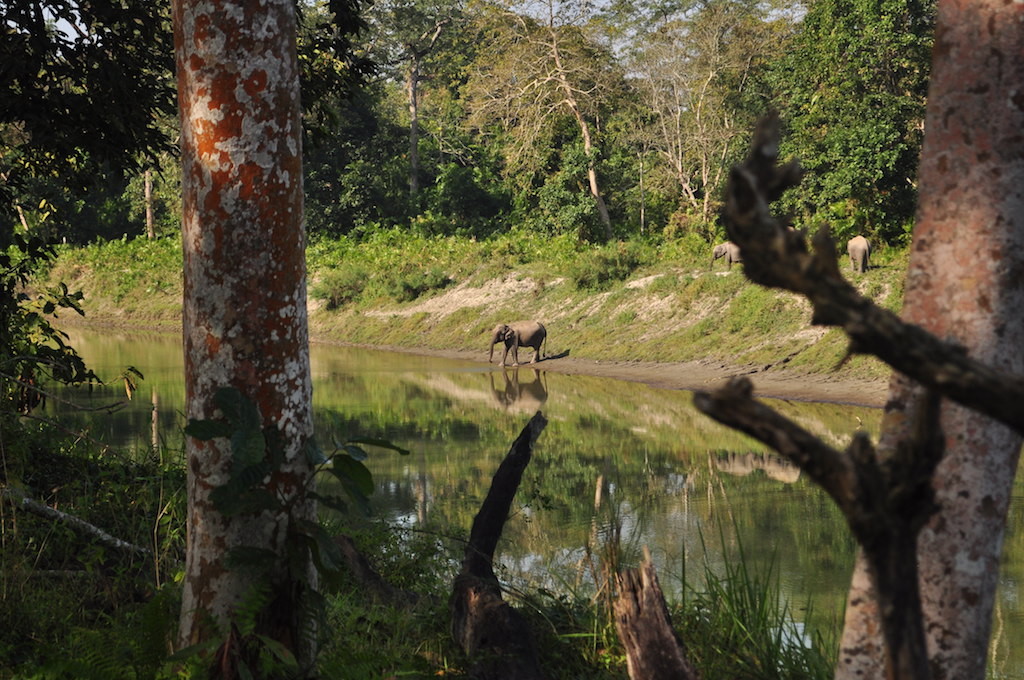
[384,266,452,303]
[568,241,654,291]
[313,265,369,309]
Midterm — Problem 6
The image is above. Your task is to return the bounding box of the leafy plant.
[1,234,98,415]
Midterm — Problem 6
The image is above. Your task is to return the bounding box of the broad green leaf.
[342,444,368,461]
[294,519,344,573]
[330,454,374,497]
[231,427,266,466]
[308,490,349,514]
[347,436,411,456]
[304,437,328,466]
[256,635,299,668]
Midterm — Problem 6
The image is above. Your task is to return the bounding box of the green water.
[47,328,1024,677]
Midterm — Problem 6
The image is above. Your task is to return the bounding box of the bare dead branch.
[719,113,1024,435]
[2,485,151,556]
[694,378,941,680]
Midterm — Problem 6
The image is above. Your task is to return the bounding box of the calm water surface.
[50,328,1024,678]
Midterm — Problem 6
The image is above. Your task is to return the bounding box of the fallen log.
[450,411,547,680]
[2,485,151,556]
[614,547,701,680]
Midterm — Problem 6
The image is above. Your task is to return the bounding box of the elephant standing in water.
[847,235,871,273]
[710,242,743,270]
[488,321,547,367]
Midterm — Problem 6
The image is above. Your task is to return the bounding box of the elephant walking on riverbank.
[847,235,871,273]
[711,242,742,270]
[488,321,547,367]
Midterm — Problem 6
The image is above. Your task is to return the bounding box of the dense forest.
[2,0,935,249]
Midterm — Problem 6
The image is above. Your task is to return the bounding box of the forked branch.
[720,113,1024,435]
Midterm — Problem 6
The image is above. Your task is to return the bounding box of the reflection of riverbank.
[315,340,889,408]
[713,451,801,483]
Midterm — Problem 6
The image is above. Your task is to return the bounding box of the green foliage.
[1,235,98,415]
[772,0,936,243]
[384,265,452,302]
[1,1,177,238]
[678,538,838,680]
[312,264,369,309]
[568,241,655,291]
[1,430,187,676]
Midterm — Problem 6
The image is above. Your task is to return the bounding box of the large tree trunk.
[172,0,316,672]
[836,2,1024,678]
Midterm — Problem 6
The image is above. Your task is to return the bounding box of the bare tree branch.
[2,485,152,556]
[694,378,942,680]
[719,113,1024,435]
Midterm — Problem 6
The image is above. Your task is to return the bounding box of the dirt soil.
[327,340,890,408]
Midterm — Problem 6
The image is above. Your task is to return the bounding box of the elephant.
[847,235,871,273]
[710,241,743,270]
[488,321,547,367]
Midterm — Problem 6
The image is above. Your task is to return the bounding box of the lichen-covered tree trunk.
[171,0,315,668]
[836,2,1024,677]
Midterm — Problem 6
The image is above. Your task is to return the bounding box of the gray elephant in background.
[711,241,743,270]
[847,235,871,273]
[489,321,547,367]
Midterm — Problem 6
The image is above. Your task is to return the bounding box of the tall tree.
[628,0,789,230]
[171,0,316,674]
[465,0,620,240]
[364,0,462,203]
[835,0,1024,676]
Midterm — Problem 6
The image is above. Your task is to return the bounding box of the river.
[47,328,1024,678]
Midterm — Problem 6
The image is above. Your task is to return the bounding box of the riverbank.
[42,234,902,408]
[326,340,889,407]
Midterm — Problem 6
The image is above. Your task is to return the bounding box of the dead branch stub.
[614,547,700,680]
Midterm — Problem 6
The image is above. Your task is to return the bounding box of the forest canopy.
[1,0,936,247]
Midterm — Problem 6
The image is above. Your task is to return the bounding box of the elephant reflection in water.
[489,368,548,413]
[713,451,801,484]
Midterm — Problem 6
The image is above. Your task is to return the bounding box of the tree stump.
[614,548,700,680]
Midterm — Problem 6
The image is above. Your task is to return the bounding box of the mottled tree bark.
[837,2,1024,678]
[172,0,315,670]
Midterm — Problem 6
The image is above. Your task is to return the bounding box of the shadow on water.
[44,328,1024,677]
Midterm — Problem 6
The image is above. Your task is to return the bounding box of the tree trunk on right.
[836,2,1024,678]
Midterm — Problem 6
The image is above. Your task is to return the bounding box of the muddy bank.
[322,340,890,408]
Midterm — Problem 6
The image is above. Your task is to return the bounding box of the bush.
[384,266,452,303]
[312,264,369,309]
[568,241,654,291]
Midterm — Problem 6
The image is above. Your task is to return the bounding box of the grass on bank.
[41,228,907,382]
